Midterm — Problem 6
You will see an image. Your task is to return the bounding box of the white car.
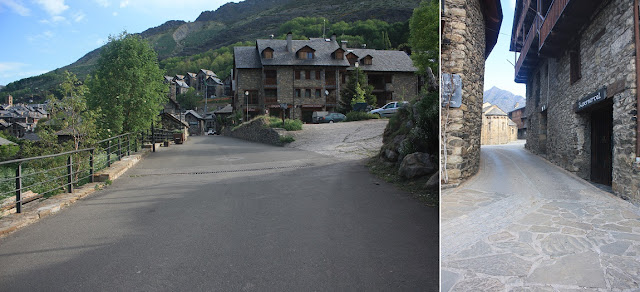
[369,101,408,117]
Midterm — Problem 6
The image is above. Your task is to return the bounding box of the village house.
[441,0,502,184]
[232,33,419,123]
[510,0,640,201]
[508,105,527,139]
[481,103,518,145]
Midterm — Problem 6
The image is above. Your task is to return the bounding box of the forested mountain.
[1,0,421,102]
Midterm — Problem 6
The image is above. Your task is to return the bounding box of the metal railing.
[0,148,96,214]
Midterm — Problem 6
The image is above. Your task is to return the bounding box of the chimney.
[330,33,337,43]
[341,40,347,50]
[362,44,367,49]
[286,32,293,52]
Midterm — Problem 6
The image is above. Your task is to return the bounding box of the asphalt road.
[0,135,438,291]
[441,141,640,291]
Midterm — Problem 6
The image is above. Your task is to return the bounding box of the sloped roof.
[184,110,203,120]
[214,104,233,114]
[199,69,217,77]
[0,136,16,145]
[206,76,223,85]
[175,80,189,88]
[484,105,508,116]
[508,119,517,126]
[349,49,417,72]
[256,38,350,67]
[234,46,263,69]
[187,72,197,78]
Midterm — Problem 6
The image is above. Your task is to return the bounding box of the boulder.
[398,152,436,179]
[384,149,398,162]
[425,172,439,189]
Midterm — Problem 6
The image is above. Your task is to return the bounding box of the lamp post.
[244,90,249,121]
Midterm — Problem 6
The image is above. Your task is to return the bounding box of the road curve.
[0,135,438,291]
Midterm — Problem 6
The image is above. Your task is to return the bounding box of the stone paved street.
[441,141,640,291]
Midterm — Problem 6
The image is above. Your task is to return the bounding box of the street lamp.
[244,90,249,121]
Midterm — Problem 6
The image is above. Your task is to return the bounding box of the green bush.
[344,111,381,122]
[268,117,303,131]
[279,135,295,144]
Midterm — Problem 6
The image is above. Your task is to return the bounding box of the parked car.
[207,129,217,135]
[316,112,346,123]
[312,111,329,123]
[369,101,409,117]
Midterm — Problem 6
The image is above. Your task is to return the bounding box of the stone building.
[232,33,418,123]
[481,103,517,145]
[441,0,502,184]
[511,0,640,201]
[507,106,527,139]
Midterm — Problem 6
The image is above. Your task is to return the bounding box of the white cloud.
[72,10,85,22]
[119,0,128,8]
[0,0,30,16]
[94,0,110,7]
[51,15,65,22]
[34,0,69,16]
[0,62,27,73]
[112,11,117,16]
[27,30,55,42]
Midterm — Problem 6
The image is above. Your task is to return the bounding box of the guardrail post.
[89,149,94,183]
[107,140,111,167]
[15,163,21,214]
[67,155,73,193]
[152,122,156,152]
[127,134,131,156]
[118,137,122,160]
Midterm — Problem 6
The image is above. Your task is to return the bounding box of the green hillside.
[0,0,422,103]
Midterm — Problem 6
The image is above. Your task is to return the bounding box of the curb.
[0,148,153,239]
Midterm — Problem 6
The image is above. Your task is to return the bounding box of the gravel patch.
[285,119,389,160]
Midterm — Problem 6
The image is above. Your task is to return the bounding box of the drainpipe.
[635,0,640,159]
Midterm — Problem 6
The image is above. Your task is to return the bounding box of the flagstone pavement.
[441,141,640,291]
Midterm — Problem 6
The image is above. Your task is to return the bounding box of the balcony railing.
[265,97,278,104]
[514,17,539,83]
[538,0,570,52]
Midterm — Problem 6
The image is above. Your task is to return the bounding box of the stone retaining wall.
[223,117,288,146]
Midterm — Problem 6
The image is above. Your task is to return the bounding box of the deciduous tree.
[87,32,167,135]
[409,0,439,76]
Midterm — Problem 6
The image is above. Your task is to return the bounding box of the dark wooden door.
[590,102,613,185]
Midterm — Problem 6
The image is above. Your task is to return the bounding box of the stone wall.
[441,0,487,184]
[525,0,640,202]
[223,117,288,146]
[393,73,419,101]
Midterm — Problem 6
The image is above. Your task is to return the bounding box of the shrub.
[279,135,295,144]
[268,117,302,131]
[344,111,381,122]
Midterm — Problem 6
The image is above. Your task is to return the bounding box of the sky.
[0,0,239,86]
[483,0,526,97]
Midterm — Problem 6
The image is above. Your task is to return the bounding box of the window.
[305,70,311,80]
[265,70,277,85]
[265,89,277,103]
[307,52,314,59]
[570,43,581,84]
[295,89,301,98]
[295,70,301,80]
[325,70,335,85]
[315,89,321,98]
[262,49,273,59]
[363,56,372,65]
[305,89,311,98]
[315,70,321,80]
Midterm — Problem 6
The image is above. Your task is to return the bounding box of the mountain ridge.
[484,86,526,114]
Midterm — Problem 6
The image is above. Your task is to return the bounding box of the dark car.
[317,112,346,123]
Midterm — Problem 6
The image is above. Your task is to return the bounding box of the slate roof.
[256,38,349,67]
[214,104,233,114]
[187,72,197,78]
[234,46,262,69]
[184,110,203,120]
[0,136,16,145]
[235,38,416,72]
[164,76,174,83]
[348,49,417,72]
[175,80,189,88]
[207,76,223,85]
[199,69,217,77]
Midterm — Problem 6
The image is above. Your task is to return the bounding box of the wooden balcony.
[538,0,600,57]
[514,17,539,83]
